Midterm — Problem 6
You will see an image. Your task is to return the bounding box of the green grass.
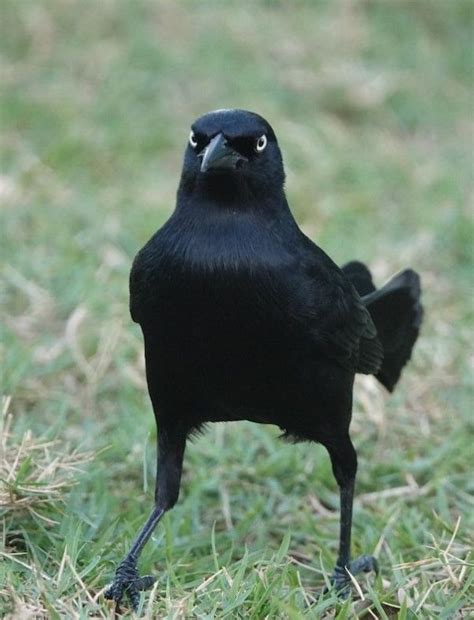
[1,1,473,617]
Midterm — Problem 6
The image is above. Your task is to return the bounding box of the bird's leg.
[327,435,378,596]
[335,477,354,578]
[104,426,186,611]
[104,507,164,611]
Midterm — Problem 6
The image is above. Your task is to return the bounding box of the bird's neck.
[152,183,303,277]
[176,180,293,223]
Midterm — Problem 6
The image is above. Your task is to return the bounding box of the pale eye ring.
[255,134,267,152]
[189,130,198,148]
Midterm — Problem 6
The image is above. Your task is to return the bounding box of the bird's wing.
[320,282,383,374]
[294,245,383,375]
[129,256,144,324]
[129,244,155,325]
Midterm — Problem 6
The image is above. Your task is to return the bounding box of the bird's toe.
[329,555,379,598]
[330,564,352,596]
[349,554,379,576]
[104,557,155,611]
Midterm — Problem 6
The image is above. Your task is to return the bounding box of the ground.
[1,1,473,618]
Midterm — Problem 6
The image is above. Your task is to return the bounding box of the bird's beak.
[199,133,243,173]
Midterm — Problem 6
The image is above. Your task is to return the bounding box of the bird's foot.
[331,555,379,597]
[104,556,155,611]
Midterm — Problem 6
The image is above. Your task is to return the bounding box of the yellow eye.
[255,134,267,152]
[189,130,198,148]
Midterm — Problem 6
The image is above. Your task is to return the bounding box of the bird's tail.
[341,260,376,297]
[343,261,423,392]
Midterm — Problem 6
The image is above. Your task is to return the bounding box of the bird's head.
[178,109,285,204]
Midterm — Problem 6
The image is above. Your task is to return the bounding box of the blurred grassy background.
[1,1,473,617]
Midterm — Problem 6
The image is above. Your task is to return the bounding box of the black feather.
[107,109,423,609]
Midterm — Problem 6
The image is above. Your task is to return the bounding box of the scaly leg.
[327,434,378,595]
[104,426,186,611]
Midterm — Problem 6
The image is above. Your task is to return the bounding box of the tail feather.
[342,260,376,296]
[363,270,423,391]
[343,261,423,392]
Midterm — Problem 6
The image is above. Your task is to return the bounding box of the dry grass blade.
[0,396,94,521]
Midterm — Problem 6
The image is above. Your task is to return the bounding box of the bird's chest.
[153,256,283,351]
[133,216,315,414]
[147,258,305,413]
[145,216,289,333]
[133,213,311,401]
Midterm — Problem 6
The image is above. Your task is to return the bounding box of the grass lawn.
[1,1,473,618]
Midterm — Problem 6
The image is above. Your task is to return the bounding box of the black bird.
[105,109,422,610]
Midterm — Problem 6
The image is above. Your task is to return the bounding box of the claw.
[349,554,379,576]
[104,557,156,611]
[329,554,379,597]
[330,564,351,597]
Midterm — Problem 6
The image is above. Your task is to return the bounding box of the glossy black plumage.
[105,109,422,610]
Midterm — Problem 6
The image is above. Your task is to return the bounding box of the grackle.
[104,109,422,610]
